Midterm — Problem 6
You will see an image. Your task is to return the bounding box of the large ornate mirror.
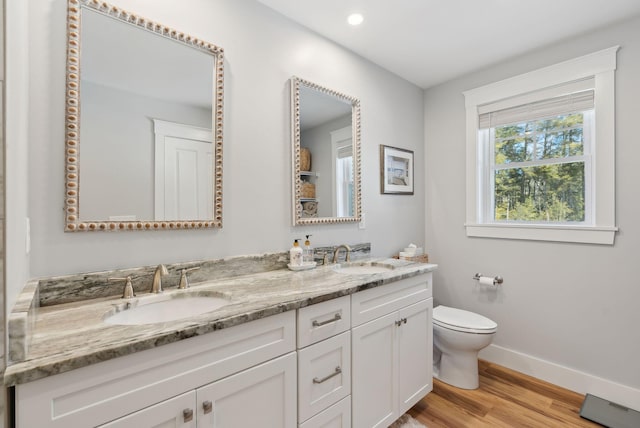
[64,0,224,231]
[290,77,361,225]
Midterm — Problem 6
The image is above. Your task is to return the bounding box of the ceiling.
[257,0,640,89]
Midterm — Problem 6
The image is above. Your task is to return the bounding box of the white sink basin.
[104,295,230,325]
[333,262,395,275]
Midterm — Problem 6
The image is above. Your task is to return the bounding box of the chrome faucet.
[151,264,169,293]
[332,244,352,263]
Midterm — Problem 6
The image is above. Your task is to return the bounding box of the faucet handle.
[178,267,200,289]
[109,276,135,299]
[321,252,330,265]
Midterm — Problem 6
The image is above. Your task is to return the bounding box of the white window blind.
[479,89,594,129]
[336,143,352,159]
[478,77,595,129]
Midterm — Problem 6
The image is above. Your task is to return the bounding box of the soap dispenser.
[303,235,313,264]
[289,239,303,267]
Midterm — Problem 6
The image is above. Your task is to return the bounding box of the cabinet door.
[197,352,297,428]
[397,298,433,415]
[351,312,397,428]
[98,391,196,428]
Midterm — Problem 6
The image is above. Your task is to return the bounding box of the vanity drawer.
[299,396,351,428]
[298,295,350,348]
[298,331,351,423]
[351,273,432,327]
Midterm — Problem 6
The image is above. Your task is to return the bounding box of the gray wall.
[0,0,5,423]
[5,0,30,424]
[19,0,425,284]
[424,16,640,405]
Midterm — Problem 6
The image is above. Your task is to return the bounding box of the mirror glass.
[291,77,361,225]
[64,0,224,231]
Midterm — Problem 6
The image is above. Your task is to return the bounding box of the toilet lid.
[433,305,497,334]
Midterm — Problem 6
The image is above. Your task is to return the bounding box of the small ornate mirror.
[64,0,224,231]
[290,77,361,225]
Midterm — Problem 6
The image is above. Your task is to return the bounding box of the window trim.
[463,46,619,245]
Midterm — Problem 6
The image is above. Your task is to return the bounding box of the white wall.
[23,0,425,281]
[424,16,640,407]
[5,0,31,341]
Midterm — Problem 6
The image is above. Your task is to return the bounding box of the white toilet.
[432,305,497,389]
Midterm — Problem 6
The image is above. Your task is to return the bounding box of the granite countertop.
[4,258,437,386]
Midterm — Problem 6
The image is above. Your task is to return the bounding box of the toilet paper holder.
[473,273,504,285]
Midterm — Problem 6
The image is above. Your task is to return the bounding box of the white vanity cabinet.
[297,296,351,427]
[13,269,435,428]
[15,311,296,428]
[351,274,433,428]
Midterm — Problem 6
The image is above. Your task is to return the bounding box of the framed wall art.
[380,145,414,195]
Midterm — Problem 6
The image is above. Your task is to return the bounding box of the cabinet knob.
[183,408,194,422]
[203,400,213,414]
[395,318,408,326]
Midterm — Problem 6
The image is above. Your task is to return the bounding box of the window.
[464,47,619,244]
[479,85,594,224]
[331,126,354,217]
[335,142,354,217]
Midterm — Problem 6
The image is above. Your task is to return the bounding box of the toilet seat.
[433,305,497,334]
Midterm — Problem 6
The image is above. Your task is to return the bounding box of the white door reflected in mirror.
[154,120,213,221]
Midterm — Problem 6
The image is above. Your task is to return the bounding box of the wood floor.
[407,360,602,427]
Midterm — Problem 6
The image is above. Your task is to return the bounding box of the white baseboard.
[479,344,640,411]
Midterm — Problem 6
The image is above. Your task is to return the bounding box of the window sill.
[465,223,617,245]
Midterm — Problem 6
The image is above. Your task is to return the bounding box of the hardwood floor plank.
[406,360,602,428]
[430,380,495,418]
[407,393,495,428]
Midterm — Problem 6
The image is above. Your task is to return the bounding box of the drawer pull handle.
[183,408,194,422]
[203,400,213,414]
[312,313,341,327]
[313,366,342,384]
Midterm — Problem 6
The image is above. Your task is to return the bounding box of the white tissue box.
[403,247,423,256]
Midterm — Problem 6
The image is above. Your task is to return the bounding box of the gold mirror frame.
[64,0,224,232]
[290,77,362,225]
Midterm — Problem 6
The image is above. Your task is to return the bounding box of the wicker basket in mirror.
[300,148,311,171]
[301,182,316,198]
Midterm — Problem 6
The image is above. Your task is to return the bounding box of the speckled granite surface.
[4,251,436,387]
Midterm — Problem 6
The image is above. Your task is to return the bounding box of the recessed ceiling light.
[347,13,364,26]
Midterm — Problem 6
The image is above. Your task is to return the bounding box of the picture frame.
[380,145,414,195]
